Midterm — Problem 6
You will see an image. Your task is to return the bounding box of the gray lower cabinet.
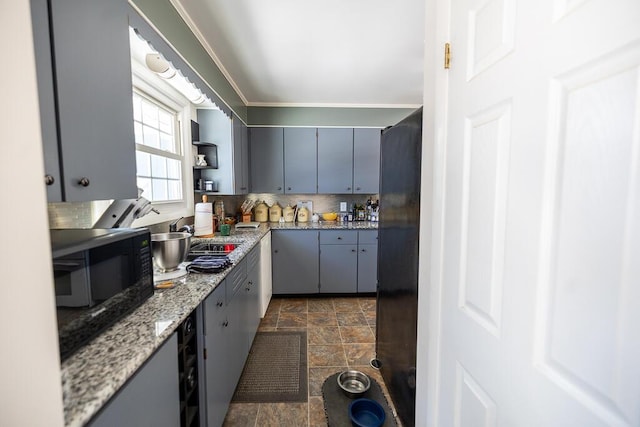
[203,282,231,427]
[272,230,319,294]
[249,127,284,193]
[89,333,179,427]
[320,244,358,293]
[203,253,262,427]
[284,128,317,193]
[357,230,378,293]
[243,246,262,353]
[31,0,137,202]
[353,128,381,194]
[319,230,357,293]
[319,230,378,293]
[317,128,354,194]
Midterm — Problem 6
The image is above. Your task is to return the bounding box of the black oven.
[51,228,153,361]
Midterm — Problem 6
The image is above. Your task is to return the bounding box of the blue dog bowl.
[348,398,386,427]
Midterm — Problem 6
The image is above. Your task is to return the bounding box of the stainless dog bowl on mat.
[337,370,371,399]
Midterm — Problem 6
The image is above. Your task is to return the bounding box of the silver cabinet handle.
[45,175,55,185]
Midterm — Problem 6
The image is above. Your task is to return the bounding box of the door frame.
[416,0,450,426]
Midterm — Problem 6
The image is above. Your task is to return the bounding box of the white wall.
[0,2,64,426]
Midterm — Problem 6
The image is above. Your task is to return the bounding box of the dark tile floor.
[222,296,401,426]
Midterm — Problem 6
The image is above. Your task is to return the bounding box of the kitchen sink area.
[187,241,238,260]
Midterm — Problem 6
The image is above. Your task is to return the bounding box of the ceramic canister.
[254,201,268,222]
[283,204,295,222]
[297,206,309,222]
[269,202,282,222]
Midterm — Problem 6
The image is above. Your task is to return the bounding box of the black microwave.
[50,228,154,361]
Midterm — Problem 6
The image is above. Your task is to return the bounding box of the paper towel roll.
[194,202,213,236]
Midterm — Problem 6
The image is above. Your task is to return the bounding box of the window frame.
[130,60,194,227]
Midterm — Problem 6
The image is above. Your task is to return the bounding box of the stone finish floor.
[222,296,402,426]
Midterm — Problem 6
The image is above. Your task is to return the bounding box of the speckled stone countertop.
[61,221,377,426]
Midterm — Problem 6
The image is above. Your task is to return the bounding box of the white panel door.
[429,0,640,426]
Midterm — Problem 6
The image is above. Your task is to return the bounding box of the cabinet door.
[203,283,232,427]
[250,127,284,193]
[50,0,137,201]
[198,109,233,194]
[317,128,354,194]
[271,230,319,294]
[31,0,62,201]
[241,122,250,193]
[284,128,317,193]
[226,295,247,386]
[233,117,249,194]
[243,246,262,354]
[353,128,381,194]
[89,334,179,427]
[357,244,378,293]
[320,245,358,293]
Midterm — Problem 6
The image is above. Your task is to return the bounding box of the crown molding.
[246,102,422,109]
[169,0,249,105]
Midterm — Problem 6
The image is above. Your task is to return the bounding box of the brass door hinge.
[444,43,451,69]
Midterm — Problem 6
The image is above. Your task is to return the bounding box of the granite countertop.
[61,221,377,426]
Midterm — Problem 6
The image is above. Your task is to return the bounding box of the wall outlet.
[340,202,347,212]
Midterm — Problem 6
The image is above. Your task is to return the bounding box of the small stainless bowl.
[337,370,371,399]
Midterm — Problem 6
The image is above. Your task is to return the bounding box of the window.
[133,91,183,202]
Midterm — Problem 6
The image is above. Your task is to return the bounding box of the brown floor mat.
[232,331,308,403]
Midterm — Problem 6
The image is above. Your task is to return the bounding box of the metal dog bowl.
[337,370,371,399]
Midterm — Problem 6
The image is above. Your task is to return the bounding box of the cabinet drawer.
[226,258,247,303]
[319,230,357,245]
[358,230,378,245]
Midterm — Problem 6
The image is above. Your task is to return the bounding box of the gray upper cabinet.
[249,127,284,193]
[284,128,317,193]
[32,0,137,202]
[317,128,354,194]
[233,116,249,194]
[353,128,381,194]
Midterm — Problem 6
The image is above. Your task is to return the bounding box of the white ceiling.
[171,0,425,107]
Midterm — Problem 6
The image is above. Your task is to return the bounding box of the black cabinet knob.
[277,187,282,191]
[361,249,366,252]
[356,187,361,190]
[351,249,356,252]
[223,320,229,327]
[45,175,55,186]
[216,301,223,307]
[78,177,90,187]
[337,237,342,240]
[287,187,292,190]
[274,249,278,253]
[347,187,351,190]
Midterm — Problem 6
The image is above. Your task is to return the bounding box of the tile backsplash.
[48,193,379,230]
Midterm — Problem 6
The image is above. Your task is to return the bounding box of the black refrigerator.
[376,107,422,427]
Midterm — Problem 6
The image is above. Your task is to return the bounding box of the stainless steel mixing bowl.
[151,232,192,272]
